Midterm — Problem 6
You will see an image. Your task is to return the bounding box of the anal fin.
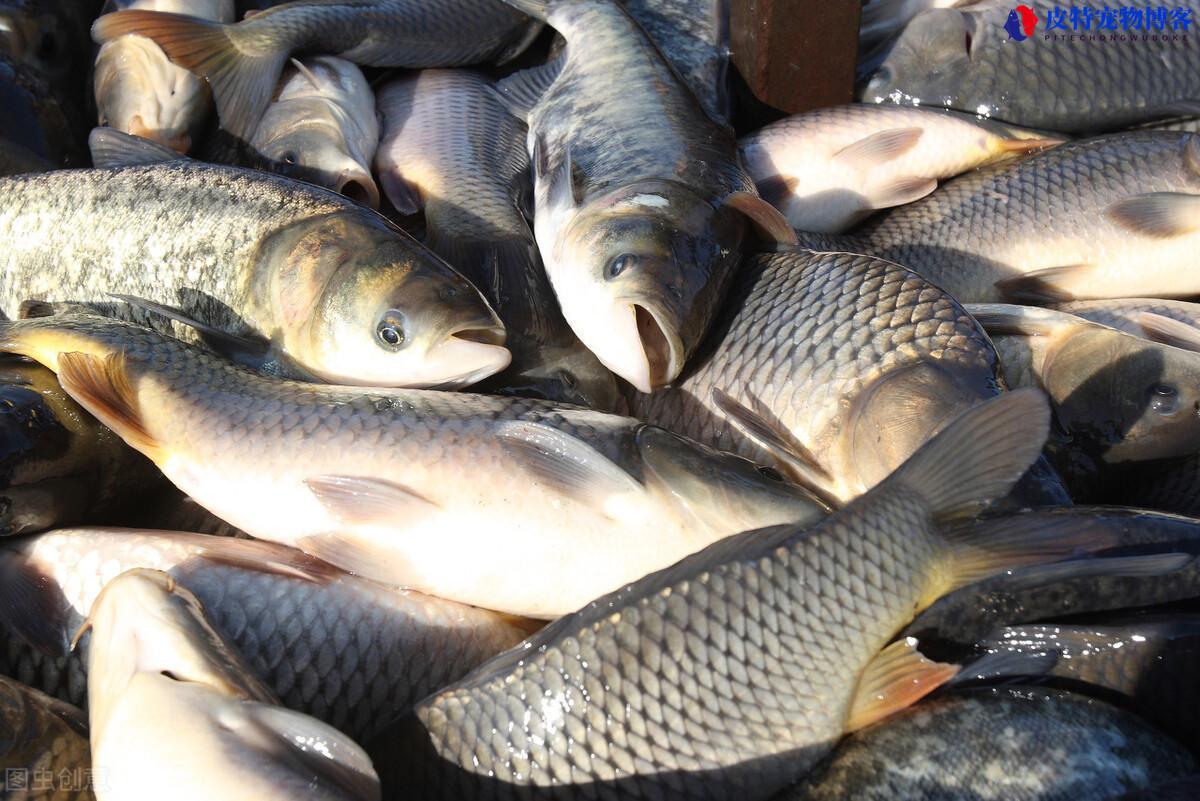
[847,637,958,732]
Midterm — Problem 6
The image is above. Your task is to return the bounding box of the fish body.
[251,55,379,207]
[0,358,164,536]
[857,133,1200,303]
[502,0,790,392]
[0,675,92,801]
[84,568,381,801]
[0,154,509,389]
[784,687,1195,801]
[0,528,530,741]
[370,391,1086,799]
[91,0,540,139]
[0,313,826,619]
[631,248,1002,504]
[94,0,234,152]
[863,0,1200,133]
[739,105,1060,233]
[376,69,618,410]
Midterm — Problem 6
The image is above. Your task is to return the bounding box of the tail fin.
[92,10,284,139]
[889,388,1050,522]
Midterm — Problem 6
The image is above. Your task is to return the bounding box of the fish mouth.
[334,169,380,210]
[421,325,512,390]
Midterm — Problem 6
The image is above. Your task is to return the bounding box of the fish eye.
[757,465,785,482]
[375,311,406,350]
[606,254,638,280]
[281,151,298,165]
[1149,384,1180,415]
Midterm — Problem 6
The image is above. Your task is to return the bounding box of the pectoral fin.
[846,638,958,732]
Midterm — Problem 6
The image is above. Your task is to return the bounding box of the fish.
[0,356,166,536]
[783,687,1195,801]
[82,568,381,801]
[90,0,542,140]
[0,311,827,619]
[962,614,1200,752]
[0,51,87,165]
[969,305,1200,474]
[375,69,619,410]
[630,248,1008,505]
[739,105,1062,233]
[250,56,379,207]
[0,675,92,800]
[905,506,1200,646]
[0,528,533,741]
[0,128,509,389]
[93,0,235,153]
[368,390,1108,799]
[493,0,795,393]
[855,132,1200,303]
[861,0,1200,133]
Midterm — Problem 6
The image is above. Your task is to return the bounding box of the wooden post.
[730,0,860,114]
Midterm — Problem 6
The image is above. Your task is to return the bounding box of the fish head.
[83,569,277,737]
[1042,325,1200,464]
[93,36,206,152]
[281,215,510,388]
[636,425,829,536]
[862,8,973,110]
[556,180,743,393]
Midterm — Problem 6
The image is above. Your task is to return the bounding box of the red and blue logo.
[1004,4,1040,39]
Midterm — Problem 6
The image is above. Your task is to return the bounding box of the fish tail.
[92,10,283,139]
[55,352,164,463]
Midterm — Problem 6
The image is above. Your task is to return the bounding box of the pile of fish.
[1,0,1200,798]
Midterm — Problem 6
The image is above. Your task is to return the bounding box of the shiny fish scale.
[403,485,939,799]
[857,132,1200,302]
[632,249,997,472]
[0,531,528,741]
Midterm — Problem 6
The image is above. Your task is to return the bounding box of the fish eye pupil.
[606,254,636,280]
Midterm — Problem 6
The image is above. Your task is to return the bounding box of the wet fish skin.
[84,568,381,801]
[0,312,825,619]
[856,132,1200,303]
[783,687,1195,801]
[631,248,1003,504]
[91,0,540,140]
[376,69,619,410]
[862,0,1200,133]
[0,156,510,389]
[0,528,532,742]
[0,358,165,536]
[740,105,1061,233]
[504,0,787,393]
[94,0,234,153]
[0,675,92,801]
[251,56,379,207]
[369,391,1082,799]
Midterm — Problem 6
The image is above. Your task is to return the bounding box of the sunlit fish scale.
[739,104,1061,233]
[0,528,532,741]
[856,132,1200,303]
[0,676,92,801]
[0,312,825,619]
[783,688,1195,801]
[862,0,1200,133]
[375,69,618,409]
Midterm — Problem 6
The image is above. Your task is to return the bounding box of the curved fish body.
[622,0,729,122]
[783,688,1195,801]
[970,305,1200,471]
[251,56,379,207]
[499,0,792,393]
[0,152,509,389]
[376,70,619,410]
[631,248,1002,504]
[370,391,1096,799]
[0,313,827,619]
[90,0,540,140]
[0,528,531,741]
[739,105,1061,233]
[862,0,1200,133]
[857,133,1200,303]
[0,358,164,536]
[0,676,92,801]
[94,0,235,153]
[906,506,1200,645]
[83,569,381,801]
